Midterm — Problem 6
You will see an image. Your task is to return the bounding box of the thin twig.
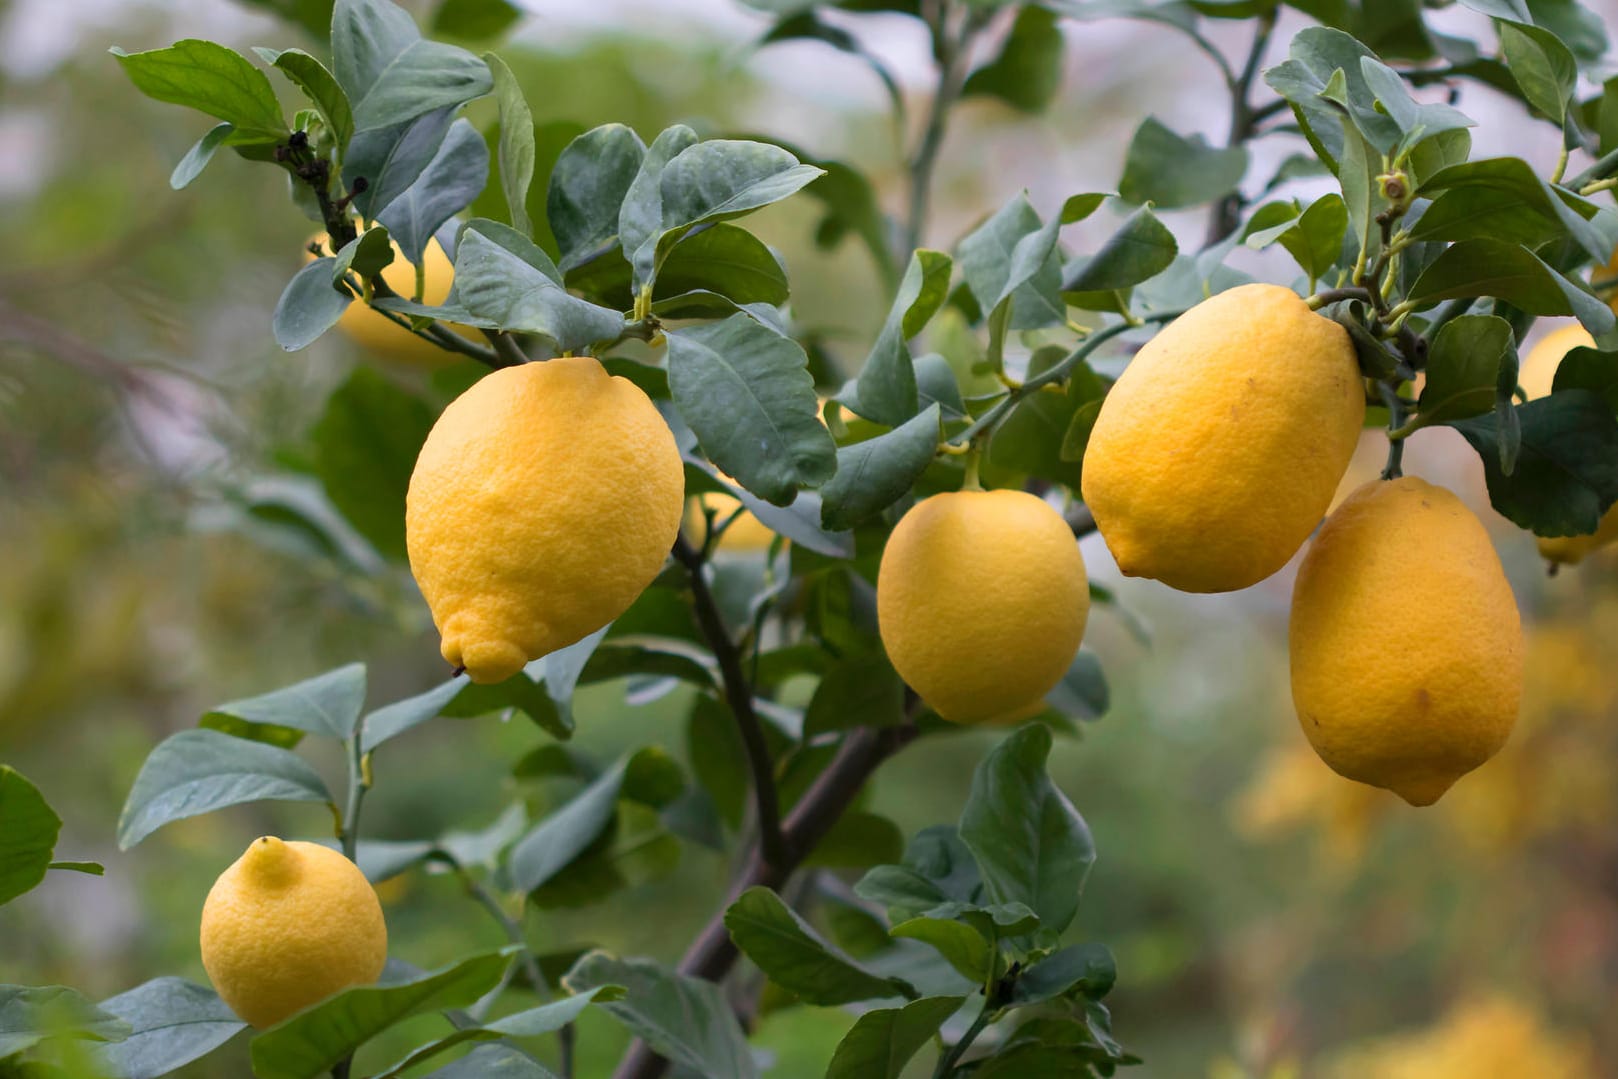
[902,3,983,256]
[1205,11,1277,247]
[460,869,576,1076]
[933,1002,996,1077]
[671,533,787,868]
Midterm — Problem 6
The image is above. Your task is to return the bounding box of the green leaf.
[1553,346,1618,411]
[0,986,129,1059]
[958,724,1094,937]
[1356,56,1474,155]
[1336,118,1380,257]
[1262,27,1397,165]
[1013,942,1116,1005]
[331,0,492,132]
[1062,205,1177,293]
[273,258,352,352]
[431,0,523,39]
[956,194,1063,331]
[1409,157,1611,262]
[376,117,488,264]
[96,979,244,1079]
[1407,239,1616,336]
[855,825,982,924]
[888,916,991,983]
[654,140,824,266]
[1499,20,1576,123]
[987,348,1088,488]
[423,1045,555,1077]
[549,124,646,271]
[621,125,701,291]
[170,122,236,190]
[724,887,914,1005]
[508,757,628,893]
[1448,390,1618,536]
[1416,315,1514,425]
[803,811,905,869]
[330,227,396,285]
[110,40,287,144]
[257,48,354,155]
[345,106,455,221]
[310,366,434,561]
[824,995,965,1079]
[201,663,367,743]
[850,250,951,426]
[1118,117,1247,210]
[117,729,334,849]
[452,228,625,349]
[563,954,758,1079]
[655,224,790,309]
[371,989,609,1077]
[528,802,680,909]
[0,768,60,906]
[687,694,749,830]
[360,679,465,753]
[1260,195,1347,288]
[819,405,941,531]
[962,6,1063,113]
[1044,649,1110,721]
[1601,74,1618,155]
[667,315,836,505]
[249,950,513,1079]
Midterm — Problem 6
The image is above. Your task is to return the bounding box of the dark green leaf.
[96,979,244,1079]
[724,887,913,1005]
[851,250,951,426]
[273,258,352,352]
[1013,942,1116,1005]
[1448,390,1618,535]
[110,40,287,144]
[431,0,523,39]
[1407,239,1616,335]
[452,228,625,349]
[249,950,513,1079]
[958,724,1094,936]
[1044,649,1109,721]
[331,0,492,132]
[667,315,836,505]
[804,811,905,869]
[508,758,628,893]
[1062,205,1177,293]
[1499,20,1576,123]
[657,140,824,242]
[117,730,333,849]
[1262,27,1398,163]
[957,195,1063,331]
[563,954,757,1079]
[621,125,701,291]
[0,768,60,906]
[962,7,1064,113]
[311,366,434,560]
[549,124,646,271]
[687,695,749,830]
[824,995,964,1079]
[854,825,982,924]
[202,663,367,742]
[820,405,941,530]
[330,226,396,285]
[1417,314,1514,424]
[481,59,530,238]
[359,678,465,753]
[656,224,789,309]
[1553,346,1618,411]
[1410,157,1611,262]
[371,989,608,1077]
[1118,117,1247,210]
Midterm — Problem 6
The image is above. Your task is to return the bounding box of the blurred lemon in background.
[308,233,479,366]
[1325,995,1592,1078]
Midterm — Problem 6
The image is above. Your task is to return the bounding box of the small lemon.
[406,356,684,683]
[1518,324,1618,565]
[308,233,479,366]
[1290,477,1522,806]
[877,489,1089,723]
[200,838,386,1029]
[1082,283,1365,592]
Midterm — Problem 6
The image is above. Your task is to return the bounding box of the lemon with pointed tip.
[877,489,1089,723]
[1290,477,1523,806]
[406,356,684,683]
[307,233,478,366]
[1518,324,1618,565]
[200,838,387,1029]
[1081,283,1365,592]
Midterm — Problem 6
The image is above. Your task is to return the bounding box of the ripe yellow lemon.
[308,233,478,366]
[877,489,1089,723]
[200,838,386,1029]
[406,356,684,683]
[1290,477,1522,806]
[1518,324,1618,565]
[1081,283,1364,592]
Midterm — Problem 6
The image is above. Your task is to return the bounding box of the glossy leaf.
[1417,315,1514,425]
[1062,204,1177,293]
[852,250,950,426]
[0,768,60,906]
[888,916,991,983]
[855,825,983,924]
[823,995,964,1079]
[819,406,941,531]
[110,40,287,144]
[170,122,237,189]
[1406,239,1616,335]
[620,125,701,291]
[345,106,456,220]
[257,48,354,154]
[724,887,914,1005]
[1499,20,1576,123]
[957,194,1063,331]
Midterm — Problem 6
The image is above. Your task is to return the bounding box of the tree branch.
[902,3,984,256]
[1205,11,1277,247]
[672,534,787,868]
[611,722,919,1079]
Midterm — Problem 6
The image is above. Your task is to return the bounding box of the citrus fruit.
[877,489,1089,723]
[200,837,386,1029]
[1290,477,1522,806]
[1082,283,1365,592]
[406,356,684,683]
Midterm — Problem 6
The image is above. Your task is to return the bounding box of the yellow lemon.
[686,492,778,553]
[1081,283,1364,592]
[309,233,479,366]
[406,356,684,683]
[200,838,386,1029]
[1290,477,1522,806]
[877,489,1089,723]
[1519,324,1618,564]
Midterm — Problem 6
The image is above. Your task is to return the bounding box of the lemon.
[1518,324,1618,565]
[1081,283,1365,592]
[877,489,1089,723]
[687,492,778,553]
[200,838,386,1029]
[406,356,684,683]
[1290,477,1522,806]
[308,233,479,366]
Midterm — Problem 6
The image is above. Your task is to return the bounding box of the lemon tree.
[5,0,1618,1074]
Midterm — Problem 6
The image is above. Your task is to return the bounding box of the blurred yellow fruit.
[1325,995,1593,1078]
[308,233,478,366]
[1595,247,1618,316]
[1082,284,1364,593]
[200,837,386,1029]
[1290,477,1522,806]
[1233,742,1389,865]
[1519,324,1618,565]
[687,492,778,552]
[877,489,1088,723]
[406,356,684,683]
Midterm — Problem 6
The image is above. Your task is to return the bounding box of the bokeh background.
[4,0,1618,1074]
